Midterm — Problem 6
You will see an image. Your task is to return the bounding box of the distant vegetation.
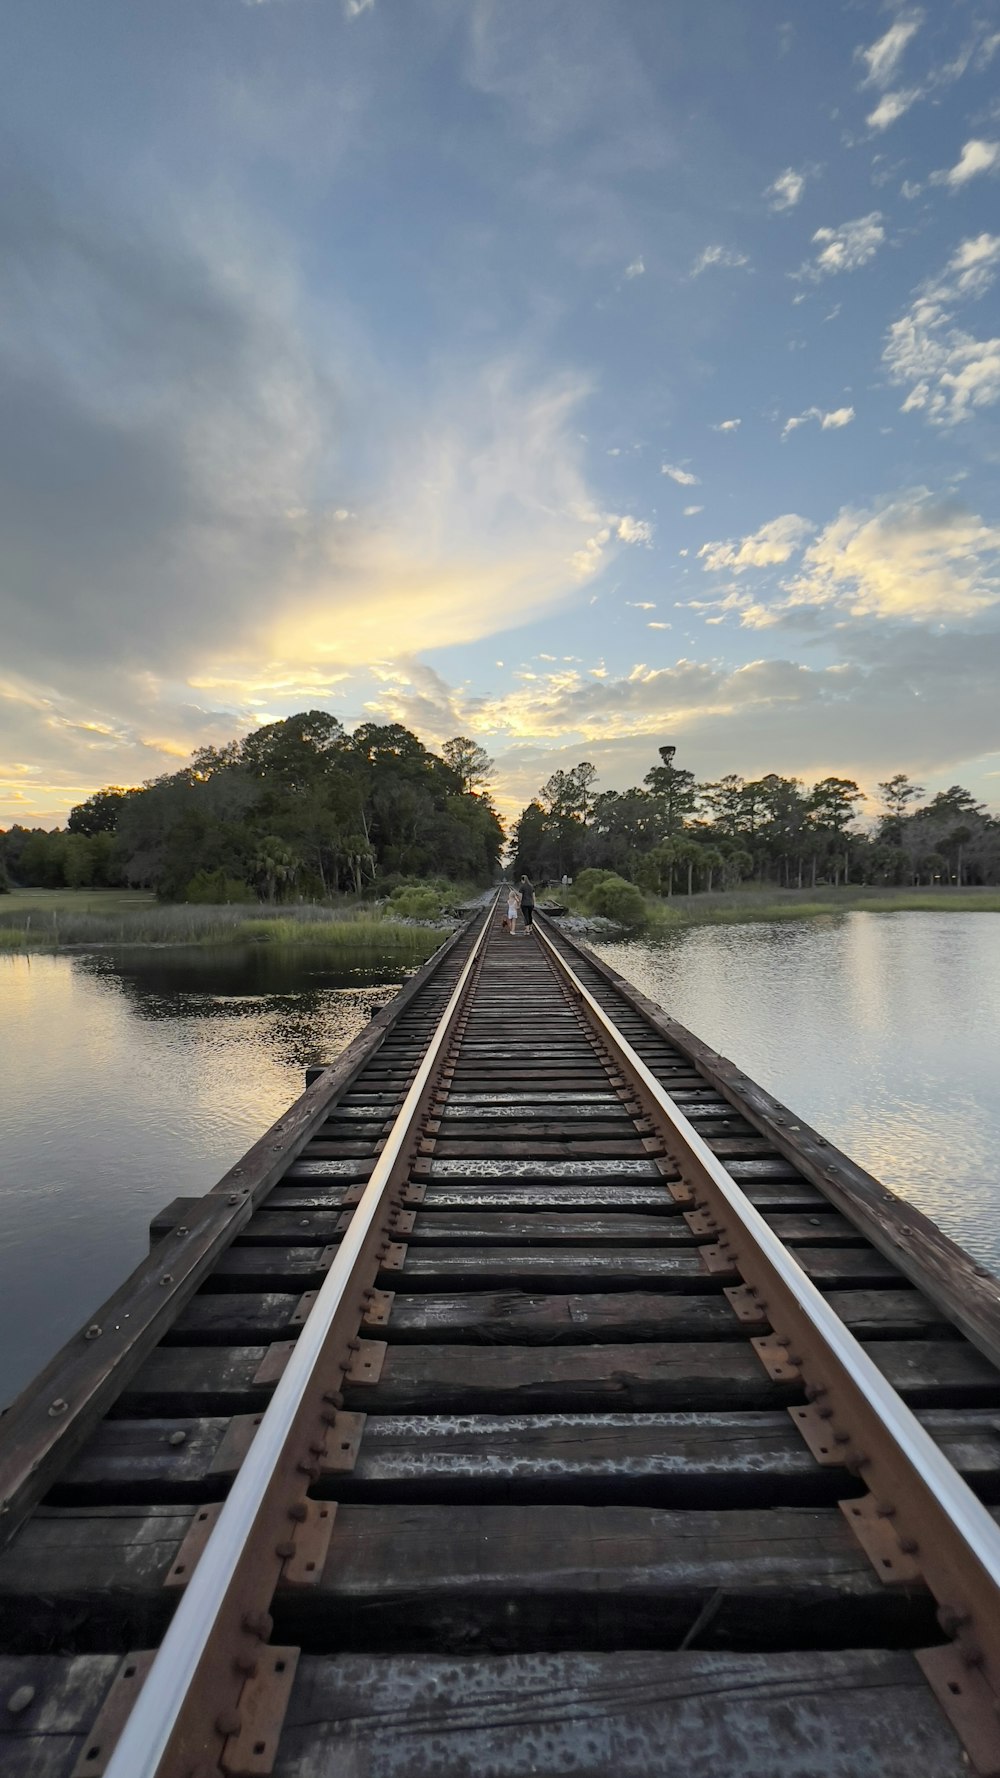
[0,715,502,904]
[510,750,1000,898]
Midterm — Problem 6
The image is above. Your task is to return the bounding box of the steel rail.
[105,895,498,1778]
[535,916,1000,1698]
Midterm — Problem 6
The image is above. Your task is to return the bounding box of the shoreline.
[558,884,1000,937]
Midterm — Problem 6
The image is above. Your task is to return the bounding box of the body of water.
[2,911,999,1406]
[0,947,409,1406]
[592,911,1000,1279]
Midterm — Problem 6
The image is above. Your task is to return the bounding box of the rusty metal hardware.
[70,1652,156,1777]
[317,1411,365,1473]
[252,1344,296,1388]
[362,1288,394,1328]
[209,1415,265,1478]
[667,1181,696,1205]
[838,1494,923,1585]
[220,1646,299,1777]
[683,1208,717,1237]
[723,1285,769,1325]
[379,1243,407,1272]
[280,1502,335,1587]
[699,1242,738,1274]
[751,1334,803,1383]
[289,1292,317,1327]
[344,1342,386,1386]
[166,1505,225,1589]
[916,1644,1000,1778]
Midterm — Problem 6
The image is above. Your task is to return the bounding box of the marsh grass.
[0,898,445,956]
[561,881,1000,934]
[643,885,1000,929]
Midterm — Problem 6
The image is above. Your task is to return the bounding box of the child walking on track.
[506,883,520,935]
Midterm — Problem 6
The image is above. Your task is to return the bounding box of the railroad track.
[3,897,1000,1775]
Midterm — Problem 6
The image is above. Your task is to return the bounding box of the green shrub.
[184,868,256,905]
[586,874,648,927]
[388,885,442,920]
[574,868,616,896]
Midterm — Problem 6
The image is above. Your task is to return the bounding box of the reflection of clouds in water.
[0,951,406,1405]
[595,912,1000,1276]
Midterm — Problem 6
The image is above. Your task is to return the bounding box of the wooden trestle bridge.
[3,899,1000,1776]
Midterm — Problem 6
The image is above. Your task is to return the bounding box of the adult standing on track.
[519,874,535,933]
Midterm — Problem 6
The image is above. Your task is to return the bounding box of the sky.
[1,0,999,829]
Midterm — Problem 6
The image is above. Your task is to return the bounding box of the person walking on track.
[519,875,535,934]
[506,882,520,936]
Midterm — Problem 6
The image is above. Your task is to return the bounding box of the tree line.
[509,749,1000,892]
[0,715,503,901]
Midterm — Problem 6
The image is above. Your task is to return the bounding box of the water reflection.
[0,947,407,1405]
[592,912,1000,1278]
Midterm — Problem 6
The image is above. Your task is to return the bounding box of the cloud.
[799,213,885,280]
[626,601,656,610]
[344,0,375,15]
[857,15,922,89]
[615,514,653,543]
[765,168,806,211]
[866,89,922,131]
[712,418,741,432]
[698,514,814,573]
[0,150,652,821]
[683,505,704,516]
[884,233,1000,424]
[623,255,645,279]
[777,491,1000,624]
[691,244,750,276]
[662,463,700,485]
[781,404,855,439]
[931,139,1000,189]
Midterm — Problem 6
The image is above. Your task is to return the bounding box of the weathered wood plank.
[0,1504,944,1655]
[45,1407,1000,1508]
[274,1649,967,1778]
[115,1338,1000,1417]
[366,1287,959,1344]
[0,1648,967,1778]
[389,1246,906,1291]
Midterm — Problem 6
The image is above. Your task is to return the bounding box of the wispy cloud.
[712,418,741,432]
[781,404,855,439]
[691,244,750,276]
[344,0,375,15]
[931,139,1000,189]
[662,463,700,486]
[867,89,922,131]
[884,233,1000,424]
[797,213,885,280]
[857,15,923,89]
[683,504,704,516]
[765,167,806,211]
[623,255,645,279]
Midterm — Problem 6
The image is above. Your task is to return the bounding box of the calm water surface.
[2,912,999,1406]
[0,947,410,1405]
[593,911,1000,1279]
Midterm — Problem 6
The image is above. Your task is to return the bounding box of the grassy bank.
[0,891,447,958]
[566,882,1000,933]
